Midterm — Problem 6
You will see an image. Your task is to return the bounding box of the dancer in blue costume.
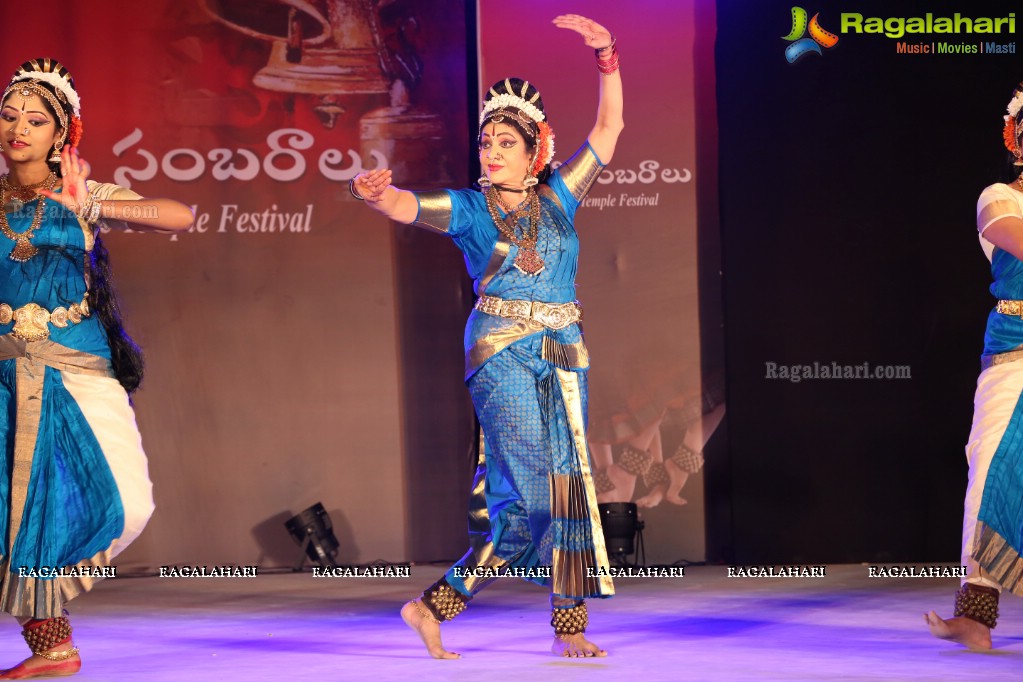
[353,14,623,659]
[926,80,1023,650]
[0,59,192,679]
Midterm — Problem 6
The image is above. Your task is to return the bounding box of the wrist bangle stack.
[76,194,102,224]
[349,178,366,201]
[595,35,619,75]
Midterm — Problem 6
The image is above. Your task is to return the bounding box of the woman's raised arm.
[552,14,624,164]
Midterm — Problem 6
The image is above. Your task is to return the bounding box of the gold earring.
[48,142,62,164]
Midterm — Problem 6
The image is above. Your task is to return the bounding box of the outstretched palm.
[552,14,613,51]
[38,147,90,213]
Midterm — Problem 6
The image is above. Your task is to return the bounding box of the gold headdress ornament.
[480,78,545,127]
[2,59,83,154]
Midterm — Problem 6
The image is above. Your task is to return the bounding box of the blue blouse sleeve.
[413,188,498,280]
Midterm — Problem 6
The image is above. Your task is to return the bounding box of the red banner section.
[0,0,470,568]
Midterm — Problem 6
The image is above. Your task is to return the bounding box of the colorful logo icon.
[782,7,839,63]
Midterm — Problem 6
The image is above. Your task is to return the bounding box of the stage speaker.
[599,502,638,555]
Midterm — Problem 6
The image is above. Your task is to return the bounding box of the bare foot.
[401,600,460,659]
[604,463,636,502]
[924,611,992,650]
[664,460,690,506]
[636,484,665,508]
[551,633,607,657]
[0,647,81,679]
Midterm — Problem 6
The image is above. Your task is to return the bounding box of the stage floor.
[2,565,1019,681]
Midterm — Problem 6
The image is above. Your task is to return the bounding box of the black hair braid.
[88,234,144,393]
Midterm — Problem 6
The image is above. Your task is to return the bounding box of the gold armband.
[411,191,453,233]
[558,146,604,201]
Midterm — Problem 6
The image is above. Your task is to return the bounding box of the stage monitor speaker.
[599,502,638,555]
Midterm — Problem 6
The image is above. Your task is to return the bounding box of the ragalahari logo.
[783,7,839,63]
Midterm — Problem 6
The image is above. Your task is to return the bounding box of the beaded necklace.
[484,186,545,276]
[0,172,57,262]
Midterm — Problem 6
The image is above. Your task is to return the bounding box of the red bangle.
[596,46,620,74]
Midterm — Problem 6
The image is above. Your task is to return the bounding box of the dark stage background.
[713,0,1018,564]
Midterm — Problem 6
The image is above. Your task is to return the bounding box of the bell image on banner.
[200,0,448,185]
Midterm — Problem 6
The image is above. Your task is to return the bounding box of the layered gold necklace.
[484,186,545,276]
[0,172,58,262]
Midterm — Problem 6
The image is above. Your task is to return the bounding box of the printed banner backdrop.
[480,0,721,565]
[1,0,471,569]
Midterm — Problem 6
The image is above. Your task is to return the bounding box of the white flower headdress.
[8,59,80,117]
[1008,90,1023,120]
[479,78,545,127]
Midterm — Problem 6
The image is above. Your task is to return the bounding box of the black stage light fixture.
[284,502,339,570]
[599,502,645,567]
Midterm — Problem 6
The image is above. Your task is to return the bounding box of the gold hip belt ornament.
[996,300,1023,317]
[0,297,91,342]
[474,295,582,331]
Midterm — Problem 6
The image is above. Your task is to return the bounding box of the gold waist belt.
[0,297,91,342]
[474,295,582,330]
[996,300,1023,317]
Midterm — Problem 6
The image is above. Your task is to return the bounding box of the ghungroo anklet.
[22,615,76,658]
[954,583,999,629]
[421,579,469,622]
[594,468,616,494]
[617,445,652,476]
[642,461,669,488]
[551,602,588,635]
[669,443,704,474]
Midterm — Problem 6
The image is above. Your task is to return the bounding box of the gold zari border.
[983,344,1023,370]
[0,552,112,619]
[972,520,1023,596]
[466,323,588,378]
[552,368,614,597]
